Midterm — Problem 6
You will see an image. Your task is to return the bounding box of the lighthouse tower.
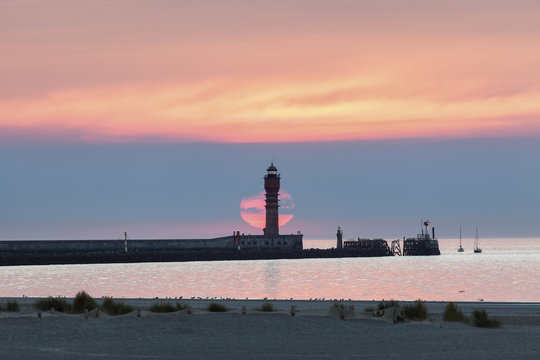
[264,163,280,237]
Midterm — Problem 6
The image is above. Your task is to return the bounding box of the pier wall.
[0,234,303,254]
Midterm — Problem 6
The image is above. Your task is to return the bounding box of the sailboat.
[458,227,464,252]
[474,226,482,253]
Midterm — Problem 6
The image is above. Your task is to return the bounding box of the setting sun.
[240,191,294,230]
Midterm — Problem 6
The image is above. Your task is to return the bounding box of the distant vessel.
[474,226,482,253]
[458,226,464,252]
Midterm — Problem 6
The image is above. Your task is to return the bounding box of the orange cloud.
[1,74,539,143]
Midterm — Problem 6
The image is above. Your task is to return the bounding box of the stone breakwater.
[0,247,393,266]
[0,234,399,266]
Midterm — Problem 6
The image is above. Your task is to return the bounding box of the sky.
[1,0,539,240]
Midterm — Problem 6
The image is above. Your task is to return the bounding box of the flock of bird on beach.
[156,296,354,302]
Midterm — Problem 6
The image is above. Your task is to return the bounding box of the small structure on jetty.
[336,227,343,249]
[402,220,440,256]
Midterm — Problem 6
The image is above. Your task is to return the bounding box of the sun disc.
[240,190,295,230]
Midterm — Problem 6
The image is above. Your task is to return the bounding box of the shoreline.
[2,297,540,320]
[1,298,539,359]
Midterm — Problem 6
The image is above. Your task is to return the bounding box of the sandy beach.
[0,298,539,359]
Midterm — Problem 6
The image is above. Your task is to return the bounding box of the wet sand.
[1,298,539,359]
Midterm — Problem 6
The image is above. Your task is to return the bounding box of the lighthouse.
[264,163,280,237]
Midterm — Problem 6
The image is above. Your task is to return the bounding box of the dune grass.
[34,290,96,314]
[256,302,274,312]
[374,300,399,317]
[149,302,176,313]
[207,303,227,312]
[378,300,398,310]
[72,290,98,314]
[473,309,500,328]
[34,297,72,313]
[100,297,133,315]
[331,302,341,309]
[6,301,20,312]
[0,301,20,312]
[443,302,468,323]
[149,301,187,313]
[402,300,428,321]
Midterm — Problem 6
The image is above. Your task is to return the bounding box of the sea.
[0,238,539,302]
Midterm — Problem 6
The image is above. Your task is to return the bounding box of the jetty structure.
[336,219,440,257]
[0,163,439,266]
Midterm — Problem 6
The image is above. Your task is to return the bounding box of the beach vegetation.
[72,290,98,314]
[175,302,188,311]
[207,302,227,312]
[473,309,500,328]
[34,297,72,313]
[378,300,398,310]
[0,301,20,312]
[5,301,20,312]
[402,299,428,321]
[363,307,375,313]
[149,302,176,313]
[256,302,274,312]
[375,300,399,317]
[100,297,133,315]
[443,302,467,323]
[149,301,187,313]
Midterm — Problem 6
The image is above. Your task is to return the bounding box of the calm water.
[1,238,539,302]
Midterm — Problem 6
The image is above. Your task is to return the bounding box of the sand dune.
[1,298,539,359]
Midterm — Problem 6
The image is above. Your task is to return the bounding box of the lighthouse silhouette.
[263,163,280,237]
